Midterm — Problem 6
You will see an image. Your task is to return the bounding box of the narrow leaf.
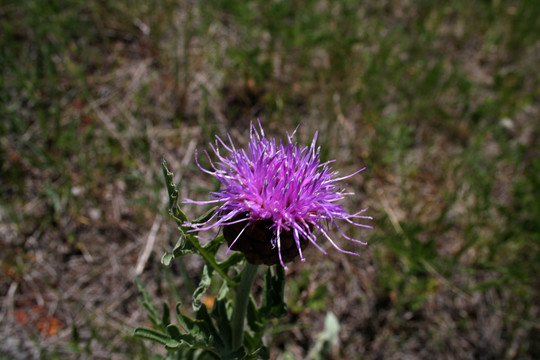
[136,278,166,331]
[218,253,245,273]
[162,159,188,224]
[162,302,171,326]
[261,266,287,319]
[211,298,232,349]
[161,252,174,266]
[192,206,218,225]
[307,312,340,360]
[246,298,263,333]
[166,324,183,341]
[176,302,196,332]
[193,265,212,311]
[202,234,226,255]
[133,327,171,346]
[173,233,195,257]
[195,304,224,350]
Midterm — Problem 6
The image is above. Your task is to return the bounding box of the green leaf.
[162,159,188,225]
[136,278,166,331]
[162,302,171,327]
[306,284,328,311]
[134,327,174,346]
[246,346,270,360]
[163,232,197,266]
[162,159,178,206]
[216,281,229,302]
[192,206,219,225]
[173,233,196,257]
[173,233,188,251]
[195,304,224,348]
[193,265,212,311]
[176,302,197,332]
[161,252,174,266]
[260,266,287,319]
[217,253,245,274]
[223,346,249,360]
[307,312,340,360]
[176,302,221,349]
[166,324,183,341]
[323,312,340,341]
[211,298,232,349]
[246,298,262,333]
[164,338,182,350]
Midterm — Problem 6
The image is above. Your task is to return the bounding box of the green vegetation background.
[1,0,539,359]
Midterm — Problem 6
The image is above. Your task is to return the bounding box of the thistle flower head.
[185,121,372,268]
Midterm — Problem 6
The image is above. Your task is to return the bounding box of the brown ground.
[2,2,539,359]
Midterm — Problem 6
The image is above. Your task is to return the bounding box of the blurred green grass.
[1,0,539,358]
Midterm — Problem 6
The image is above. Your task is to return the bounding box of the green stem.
[231,262,259,350]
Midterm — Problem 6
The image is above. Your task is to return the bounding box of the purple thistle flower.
[184,121,372,268]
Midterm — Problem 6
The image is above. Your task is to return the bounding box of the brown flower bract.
[222,215,310,266]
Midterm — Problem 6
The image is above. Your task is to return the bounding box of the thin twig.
[135,216,162,276]
[0,282,18,323]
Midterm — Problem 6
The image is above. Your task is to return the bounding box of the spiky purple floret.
[184,121,372,268]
